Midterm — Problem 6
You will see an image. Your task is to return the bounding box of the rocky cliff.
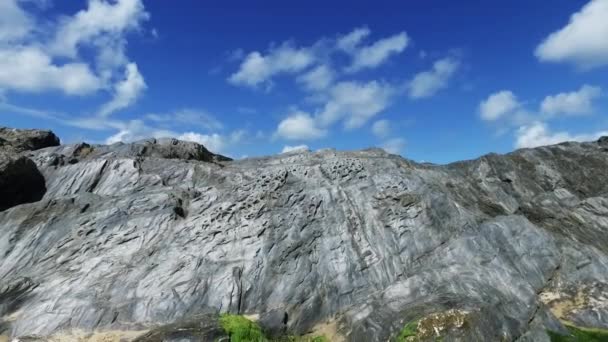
[1,127,607,341]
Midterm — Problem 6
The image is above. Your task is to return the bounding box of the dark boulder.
[0,152,46,211]
[0,127,60,152]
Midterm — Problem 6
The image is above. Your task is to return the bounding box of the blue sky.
[1,0,607,163]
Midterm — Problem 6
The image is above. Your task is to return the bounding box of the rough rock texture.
[0,127,55,211]
[1,128,608,341]
[0,127,59,153]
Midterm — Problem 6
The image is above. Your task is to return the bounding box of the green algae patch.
[548,324,608,342]
[220,314,267,342]
[395,320,419,341]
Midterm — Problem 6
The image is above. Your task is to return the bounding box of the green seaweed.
[395,320,419,341]
[548,324,608,342]
[218,314,329,342]
[219,314,267,342]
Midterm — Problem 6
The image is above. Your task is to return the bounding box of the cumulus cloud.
[228,43,316,87]
[98,62,146,116]
[408,57,460,99]
[105,119,174,144]
[371,119,391,138]
[275,111,327,140]
[479,90,520,121]
[281,144,309,153]
[540,84,601,116]
[177,132,231,153]
[318,81,395,129]
[0,0,148,116]
[515,121,608,148]
[297,65,334,91]
[337,27,370,53]
[381,138,406,154]
[346,32,409,72]
[50,0,149,58]
[535,0,608,69]
[104,119,242,154]
[0,46,101,95]
[0,0,33,42]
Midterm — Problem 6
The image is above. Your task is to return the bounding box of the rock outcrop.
[0,127,58,211]
[0,153,46,211]
[0,127,59,153]
[1,127,607,341]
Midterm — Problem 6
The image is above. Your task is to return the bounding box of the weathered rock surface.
[1,127,608,341]
[0,127,54,211]
[0,127,59,153]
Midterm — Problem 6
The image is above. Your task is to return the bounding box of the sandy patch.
[242,314,260,322]
[305,319,345,342]
[540,289,588,320]
[40,329,147,342]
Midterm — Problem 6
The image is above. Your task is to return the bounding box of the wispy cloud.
[228,42,316,88]
[408,57,460,99]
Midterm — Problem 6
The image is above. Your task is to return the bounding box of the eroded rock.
[0,129,607,341]
[0,127,59,152]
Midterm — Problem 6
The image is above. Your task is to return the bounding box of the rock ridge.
[0,127,607,341]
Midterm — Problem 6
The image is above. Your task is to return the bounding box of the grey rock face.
[1,128,608,341]
[99,138,232,163]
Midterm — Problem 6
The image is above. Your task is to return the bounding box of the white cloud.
[104,119,242,154]
[347,32,409,72]
[371,119,391,138]
[479,90,520,121]
[98,62,146,116]
[297,65,334,91]
[177,132,228,153]
[516,121,608,148]
[337,27,370,53]
[50,0,149,58]
[535,0,608,69]
[93,35,129,81]
[318,80,394,129]
[408,57,460,99]
[275,111,327,140]
[228,43,316,87]
[105,119,174,144]
[281,144,309,153]
[0,0,33,42]
[0,46,101,95]
[540,84,601,115]
[178,129,245,154]
[381,138,406,154]
[0,0,148,117]
[45,0,149,99]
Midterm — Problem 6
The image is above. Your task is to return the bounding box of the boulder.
[0,152,46,211]
[0,127,60,152]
